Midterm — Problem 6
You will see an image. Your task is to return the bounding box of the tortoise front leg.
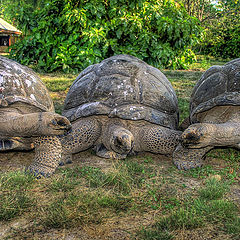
[137,125,181,155]
[173,143,213,170]
[59,118,102,164]
[26,136,62,177]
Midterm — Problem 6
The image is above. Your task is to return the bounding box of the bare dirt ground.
[0,149,239,240]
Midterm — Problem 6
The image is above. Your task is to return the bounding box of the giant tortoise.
[0,56,71,176]
[173,58,240,169]
[58,54,182,163]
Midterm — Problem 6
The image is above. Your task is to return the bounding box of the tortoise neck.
[209,121,240,146]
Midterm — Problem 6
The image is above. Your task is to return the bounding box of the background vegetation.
[2,0,238,73]
[1,0,201,72]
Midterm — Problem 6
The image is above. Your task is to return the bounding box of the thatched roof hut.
[0,18,21,52]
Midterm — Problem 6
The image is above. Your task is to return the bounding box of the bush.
[8,0,201,72]
[199,0,240,59]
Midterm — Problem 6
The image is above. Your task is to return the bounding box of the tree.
[6,0,201,72]
[0,0,46,28]
[179,0,214,22]
[200,0,240,58]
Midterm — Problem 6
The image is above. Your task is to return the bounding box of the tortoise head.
[181,123,213,148]
[37,112,71,136]
[110,127,134,155]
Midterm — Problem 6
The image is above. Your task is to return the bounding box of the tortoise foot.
[25,165,53,178]
[173,144,212,170]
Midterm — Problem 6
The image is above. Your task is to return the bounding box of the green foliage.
[194,198,238,223]
[0,191,32,221]
[158,206,205,230]
[44,79,73,92]
[47,175,79,192]
[7,0,201,72]
[138,182,240,238]
[58,160,153,194]
[137,228,174,240]
[39,191,132,228]
[200,0,240,58]
[0,170,36,190]
[224,217,240,237]
[0,0,46,33]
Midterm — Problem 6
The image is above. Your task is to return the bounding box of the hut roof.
[0,18,21,34]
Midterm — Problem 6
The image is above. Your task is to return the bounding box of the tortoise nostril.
[57,119,67,127]
[53,118,71,130]
[114,137,122,147]
[187,133,196,140]
[183,132,200,143]
[51,119,57,125]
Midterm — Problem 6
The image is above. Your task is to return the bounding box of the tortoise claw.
[173,143,210,170]
[25,166,52,178]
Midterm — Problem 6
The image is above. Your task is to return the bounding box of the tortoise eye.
[51,119,57,125]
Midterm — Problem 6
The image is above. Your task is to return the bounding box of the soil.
[0,149,239,240]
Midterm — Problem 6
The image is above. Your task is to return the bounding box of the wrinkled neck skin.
[0,107,70,137]
[0,111,44,136]
[0,108,38,137]
[202,121,240,147]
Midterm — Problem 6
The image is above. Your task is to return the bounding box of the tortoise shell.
[190,58,240,122]
[0,56,54,112]
[63,55,179,129]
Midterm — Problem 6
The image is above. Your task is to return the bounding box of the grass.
[0,191,32,221]
[139,181,240,239]
[1,58,240,239]
[198,178,230,200]
[0,171,35,221]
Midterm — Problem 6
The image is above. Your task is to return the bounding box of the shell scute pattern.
[190,58,240,122]
[0,56,54,112]
[63,54,179,129]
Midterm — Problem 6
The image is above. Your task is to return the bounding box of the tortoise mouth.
[0,139,13,150]
[182,142,202,148]
[0,138,33,151]
[49,118,72,131]
[112,137,133,154]
[111,135,134,154]
[181,136,204,148]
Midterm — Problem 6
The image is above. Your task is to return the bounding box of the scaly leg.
[59,118,102,164]
[137,125,181,155]
[26,136,62,177]
[173,144,213,170]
